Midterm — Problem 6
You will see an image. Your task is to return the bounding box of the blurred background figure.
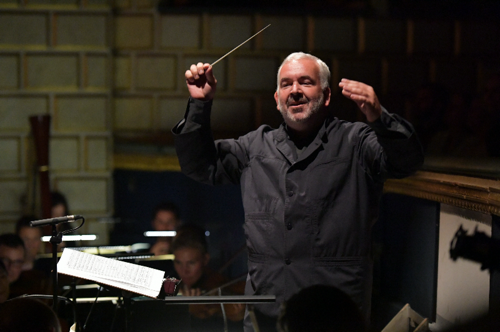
[51,191,70,219]
[0,297,62,332]
[0,261,9,303]
[51,191,78,249]
[15,215,43,271]
[0,233,50,299]
[149,201,180,256]
[172,224,245,331]
[407,83,448,153]
[425,92,486,158]
[0,234,25,285]
[277,284,366,332]
[172,224,210,295]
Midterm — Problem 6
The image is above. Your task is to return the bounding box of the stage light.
[143,231,176,237]
[41,234,98,242]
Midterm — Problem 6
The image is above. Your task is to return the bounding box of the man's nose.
[290,82,301,94]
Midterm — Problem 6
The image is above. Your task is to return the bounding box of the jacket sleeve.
[359,107,424,181]
[172,97,248,185]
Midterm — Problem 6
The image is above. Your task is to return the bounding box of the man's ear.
[274,91,279,110]
[203,253,210,266]
[324,87,331,107]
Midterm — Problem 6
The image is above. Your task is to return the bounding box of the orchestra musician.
[51,191,76,250]
[15,215,43,271]
[173,52,424,331]
[172,224,245,330]
[0,233,50,299]
[149,201,181,256]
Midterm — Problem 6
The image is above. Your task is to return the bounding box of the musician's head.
[275,52,331,132]
[51,191,69,218]
[0,297,62,332]
[0,234,25,283]
[277,284,366,332]
[16,215,43,263]
[152,201,180,231]
[172,224,209,288]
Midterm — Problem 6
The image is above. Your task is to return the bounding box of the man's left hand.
[339,78,382,122]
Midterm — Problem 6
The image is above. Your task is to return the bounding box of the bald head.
[277,52,331,92]
[0,298,62,332]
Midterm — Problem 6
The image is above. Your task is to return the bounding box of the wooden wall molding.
[113,154,500,217]
[113,153,180,172]
[384,171,500,217]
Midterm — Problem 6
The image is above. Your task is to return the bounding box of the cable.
[83,285,102,331]
[110,296,121,332]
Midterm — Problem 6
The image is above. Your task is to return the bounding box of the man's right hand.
[185,62,217,101]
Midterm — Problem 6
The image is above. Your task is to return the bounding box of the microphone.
[30,215,83,227]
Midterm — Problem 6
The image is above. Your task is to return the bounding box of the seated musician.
[172,224,245,327]
[149,201,181,256]
[15,215,43,271]
[51,191,77,249]
[0,233,50,299]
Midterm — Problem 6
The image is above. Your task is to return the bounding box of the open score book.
[58,248,165,298]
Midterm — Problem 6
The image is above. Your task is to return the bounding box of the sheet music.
[58,248,165,298]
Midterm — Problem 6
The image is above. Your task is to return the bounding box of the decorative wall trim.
[113,156,500,217]
[384,171,500,217]
[113,153,180,172]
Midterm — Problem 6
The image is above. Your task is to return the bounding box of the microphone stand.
[42,217,85,312]
[50,224,63,311]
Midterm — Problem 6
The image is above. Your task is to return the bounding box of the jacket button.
[287,222,292,230]
[285,258,291,265]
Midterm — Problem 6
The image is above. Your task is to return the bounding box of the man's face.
[0,245,24,283]
[18,227,42,260]
[152,210,178,231]
[173,247,208,288]
[274,58,330,126]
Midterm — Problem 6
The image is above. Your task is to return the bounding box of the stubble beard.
[278,93,325,124]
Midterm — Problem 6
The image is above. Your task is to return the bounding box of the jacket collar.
[274,116,332,164]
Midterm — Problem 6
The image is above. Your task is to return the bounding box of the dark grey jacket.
[173,98,424,329]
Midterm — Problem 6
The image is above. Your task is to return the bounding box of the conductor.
[173,52,424,331]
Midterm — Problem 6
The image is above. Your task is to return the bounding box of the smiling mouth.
[289,100,307,106]
[288,103,307,111]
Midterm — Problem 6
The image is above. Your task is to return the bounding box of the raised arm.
[339,78,424,179]
[173,62,248,186]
